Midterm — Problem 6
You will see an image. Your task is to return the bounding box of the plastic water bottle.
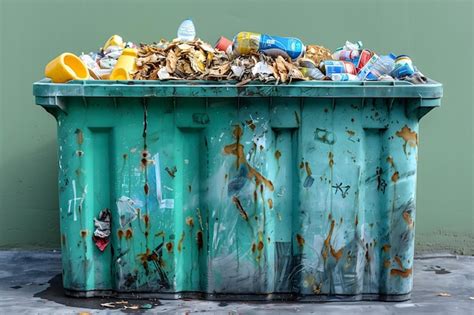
[177,19,196,42]
[300,67,325,80]
[232,32,305,60]
[331,73,358,81]
[332,49,360,62]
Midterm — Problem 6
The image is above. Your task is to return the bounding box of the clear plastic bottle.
[332,49,360,61]
[331,73,358,81]
[300,67,325,80]
[177,19,196,42]
[365,53,396,80]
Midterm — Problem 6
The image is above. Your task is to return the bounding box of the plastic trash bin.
[33,79,442,301]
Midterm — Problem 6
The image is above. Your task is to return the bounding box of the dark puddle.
[34,274,161,313]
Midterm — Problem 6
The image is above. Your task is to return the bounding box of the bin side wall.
[58,96,418,296]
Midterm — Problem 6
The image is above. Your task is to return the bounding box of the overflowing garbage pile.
[44,19,428,85]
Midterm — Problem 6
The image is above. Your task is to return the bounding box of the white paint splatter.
[154,153,162,201]
[67,180,87,222]
[160,199,174,209]
[116,196,138,227]
[153,153,174,209]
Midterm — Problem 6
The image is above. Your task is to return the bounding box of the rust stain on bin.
[391,171,399,183]
[328,152,334,168]
[186,217,194,228]
[143,214,150,229]
[391,268,412,278]
[305,162,312,176]
[246,120,256,131]
[391,258,413,278]
[232,196,249,221]
[275,150,281,161]
[177,232,185,252]
[331,246,343,261]
[396,125,418,154]
[224,125,274,191]
[403,211,414,229]
[322,220,344,262]
[268,198,273,209]
[165,166,177,178]
[387,155,395,167]
[75,129,84,145]
[382,244,391,252]
[296,234,305,247]
[196,230,203,250]
[394,256,403,268]
[166,242,173,252]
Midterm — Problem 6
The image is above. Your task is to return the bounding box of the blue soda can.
[391,55,415,78]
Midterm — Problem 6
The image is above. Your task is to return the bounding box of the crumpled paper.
[93,208,111,251]
[305,45,333,65]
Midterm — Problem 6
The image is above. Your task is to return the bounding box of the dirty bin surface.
[33,79,442,301]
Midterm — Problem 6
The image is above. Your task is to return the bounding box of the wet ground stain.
[34,274,161,313]
[423,265,452,275]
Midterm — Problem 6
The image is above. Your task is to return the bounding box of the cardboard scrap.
[100,300,155,310]
[100,302,116,308]
[437,292,451,297]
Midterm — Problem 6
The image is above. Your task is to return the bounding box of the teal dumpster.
[33,79,442,301]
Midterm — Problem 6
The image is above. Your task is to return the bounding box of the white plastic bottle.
[331,73,358,81]
[332,49,360,61]
[177,19,196,42]
[365,53,396,80]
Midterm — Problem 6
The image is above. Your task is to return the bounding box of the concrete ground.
[0,250,472,314]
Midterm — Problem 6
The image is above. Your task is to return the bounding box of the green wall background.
[0,0,472,254]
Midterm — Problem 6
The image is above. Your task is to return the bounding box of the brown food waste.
[133,39,332,85]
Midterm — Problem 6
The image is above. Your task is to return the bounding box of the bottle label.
[357,54,379,80]
[391,56,415,78]
[234,32,261,55]
[259,35,304,60]
[324,61,357,75]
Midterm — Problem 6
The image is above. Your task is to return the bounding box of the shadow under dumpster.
[34,273,161,312]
